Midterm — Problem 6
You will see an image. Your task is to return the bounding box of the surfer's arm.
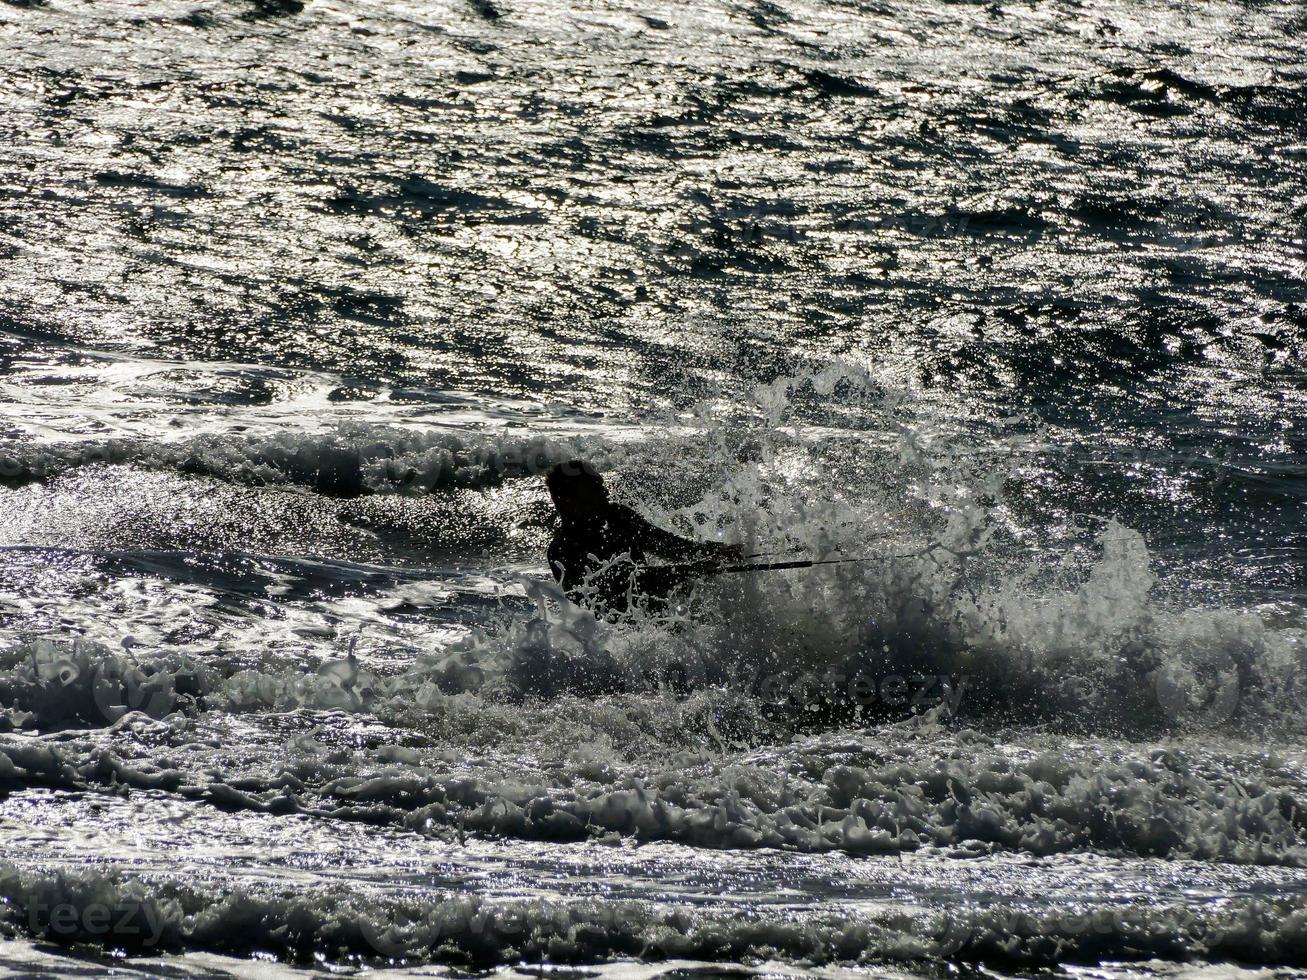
[611,505,743,563]
[546,537,574,585]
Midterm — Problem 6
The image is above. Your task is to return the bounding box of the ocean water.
[1,0,1305,975]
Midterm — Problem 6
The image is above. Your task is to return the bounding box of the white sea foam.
[2,855,1306,967]
[1,686,1304,870]
[0,425,608,495]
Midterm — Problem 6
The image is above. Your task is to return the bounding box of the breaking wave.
[0,425,605,495]
[3,366,1304,742]
[3,858,1307,967]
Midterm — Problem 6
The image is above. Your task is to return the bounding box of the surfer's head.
[545,460,608,519]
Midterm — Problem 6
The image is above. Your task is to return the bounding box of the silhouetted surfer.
[544,460,741,620]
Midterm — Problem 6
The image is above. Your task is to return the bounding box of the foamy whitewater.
[1,0,1305,976]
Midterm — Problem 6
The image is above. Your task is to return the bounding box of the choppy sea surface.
[1,0,1306,975]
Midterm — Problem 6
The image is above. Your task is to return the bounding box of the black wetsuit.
[547,504,737,619]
